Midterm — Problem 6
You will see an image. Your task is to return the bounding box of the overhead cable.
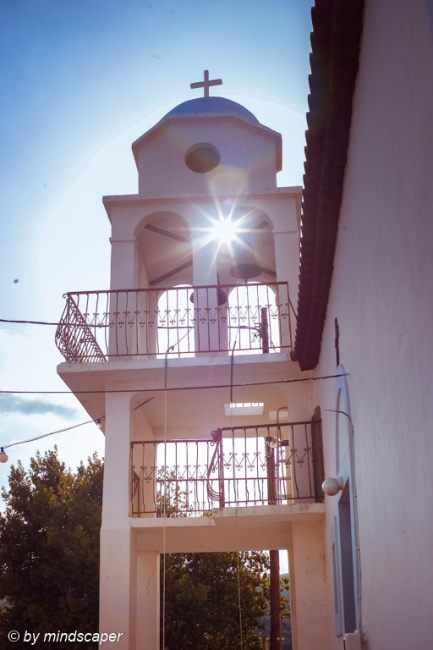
[1,419,99,451]
[0,373,348,397]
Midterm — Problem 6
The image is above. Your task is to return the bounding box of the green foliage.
[0,449,291,649]
[156,468,192,518]
[161,550,271,650]
[0,446,103,647]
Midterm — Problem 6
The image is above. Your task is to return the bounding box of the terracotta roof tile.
[291,0,364,370]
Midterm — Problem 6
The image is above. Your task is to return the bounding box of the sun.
[210,216,238,244]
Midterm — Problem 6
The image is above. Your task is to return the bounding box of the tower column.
[289,523,330,650]
[110,238,137,290]
[136,551,160,649]
[109,239,139,357]
[192,236,226,353]
[100,391,135,649]
[287,383,315,502]
[274,230,298,349]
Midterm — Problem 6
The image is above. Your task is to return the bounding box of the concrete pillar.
[109,239,138,357]
[101,391,132,519]
[274,218,299,351]
[141,290,158,356]
[100,392,135,648]
[136,551,160,649]
[290,522,330,650]
[287,384,315,502]
[192,236,223,353]
[192,235,217,287]
[99,527,136,650]
[131,441,158,516]
[110,239,137,290]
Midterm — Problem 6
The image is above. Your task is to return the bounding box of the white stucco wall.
[135,116,281,195]
[290,522,330,650]
[315,0,433,648]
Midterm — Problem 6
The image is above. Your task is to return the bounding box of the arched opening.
[227,282,282,355]
[135,212,193,289]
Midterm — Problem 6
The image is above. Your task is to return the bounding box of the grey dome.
[166,97,258,122]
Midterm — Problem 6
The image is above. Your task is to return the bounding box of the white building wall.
[289,522,330,650]
[135,118,280,195]
[315,0,433,648]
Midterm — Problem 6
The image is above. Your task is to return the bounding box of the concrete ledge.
[131,504,325,553]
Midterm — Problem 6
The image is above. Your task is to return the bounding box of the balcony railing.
[55,283,295,362]
[130,421,324,517]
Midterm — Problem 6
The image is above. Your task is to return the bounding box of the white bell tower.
[56,71,329,650]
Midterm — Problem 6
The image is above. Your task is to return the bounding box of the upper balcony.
[55,282,295,363]
[131,420,325,518]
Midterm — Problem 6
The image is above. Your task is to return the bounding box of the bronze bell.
[229,245,262,281]
[190,288,227,305]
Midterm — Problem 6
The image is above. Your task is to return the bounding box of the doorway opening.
[160,550,292,650]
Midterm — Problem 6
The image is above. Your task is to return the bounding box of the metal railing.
[55,294,106,363]
[130,421,324,517]
[55,283,295,362]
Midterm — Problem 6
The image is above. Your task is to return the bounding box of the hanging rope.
[236,551,243,649]
[229,344,243,649]
[162,350,170,650]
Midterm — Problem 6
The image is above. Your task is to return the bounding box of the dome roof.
[166,97,259,123]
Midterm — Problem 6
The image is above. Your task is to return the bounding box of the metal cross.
[190,70,223,97]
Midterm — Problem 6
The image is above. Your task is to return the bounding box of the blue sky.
[0,0,313,535]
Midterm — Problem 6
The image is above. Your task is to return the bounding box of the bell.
[190,288,227,305]
[229,247,262,281]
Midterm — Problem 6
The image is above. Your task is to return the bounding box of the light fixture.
[322,476,344,496]
[224,402,264,416]
[0,447,8,463]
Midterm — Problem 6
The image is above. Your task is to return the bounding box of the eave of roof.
[291,0,365,371]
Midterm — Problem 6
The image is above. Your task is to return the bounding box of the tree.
[157,470,291,649]
[161,550,279,650]
[0,446,103,647]
[1,449,290,649]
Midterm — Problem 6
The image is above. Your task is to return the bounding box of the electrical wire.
[0,419,99,450]
[0,374,349,397]
[0,318,60,326]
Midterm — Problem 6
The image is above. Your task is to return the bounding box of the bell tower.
[56,71,329,650]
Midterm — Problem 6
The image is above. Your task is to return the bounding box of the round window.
[184,143,221,173]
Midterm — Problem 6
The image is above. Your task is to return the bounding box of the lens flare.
[211,217,238,244]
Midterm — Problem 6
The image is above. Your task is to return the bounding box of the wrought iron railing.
[55,294,106,363]
[55,283,295,362]
[130,421,324,517]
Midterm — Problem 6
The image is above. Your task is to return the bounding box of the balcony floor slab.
[130,503,325,553]
[57,353,312,437]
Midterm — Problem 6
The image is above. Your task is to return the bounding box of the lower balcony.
[130,420,324,518]
[55,282,294,362]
